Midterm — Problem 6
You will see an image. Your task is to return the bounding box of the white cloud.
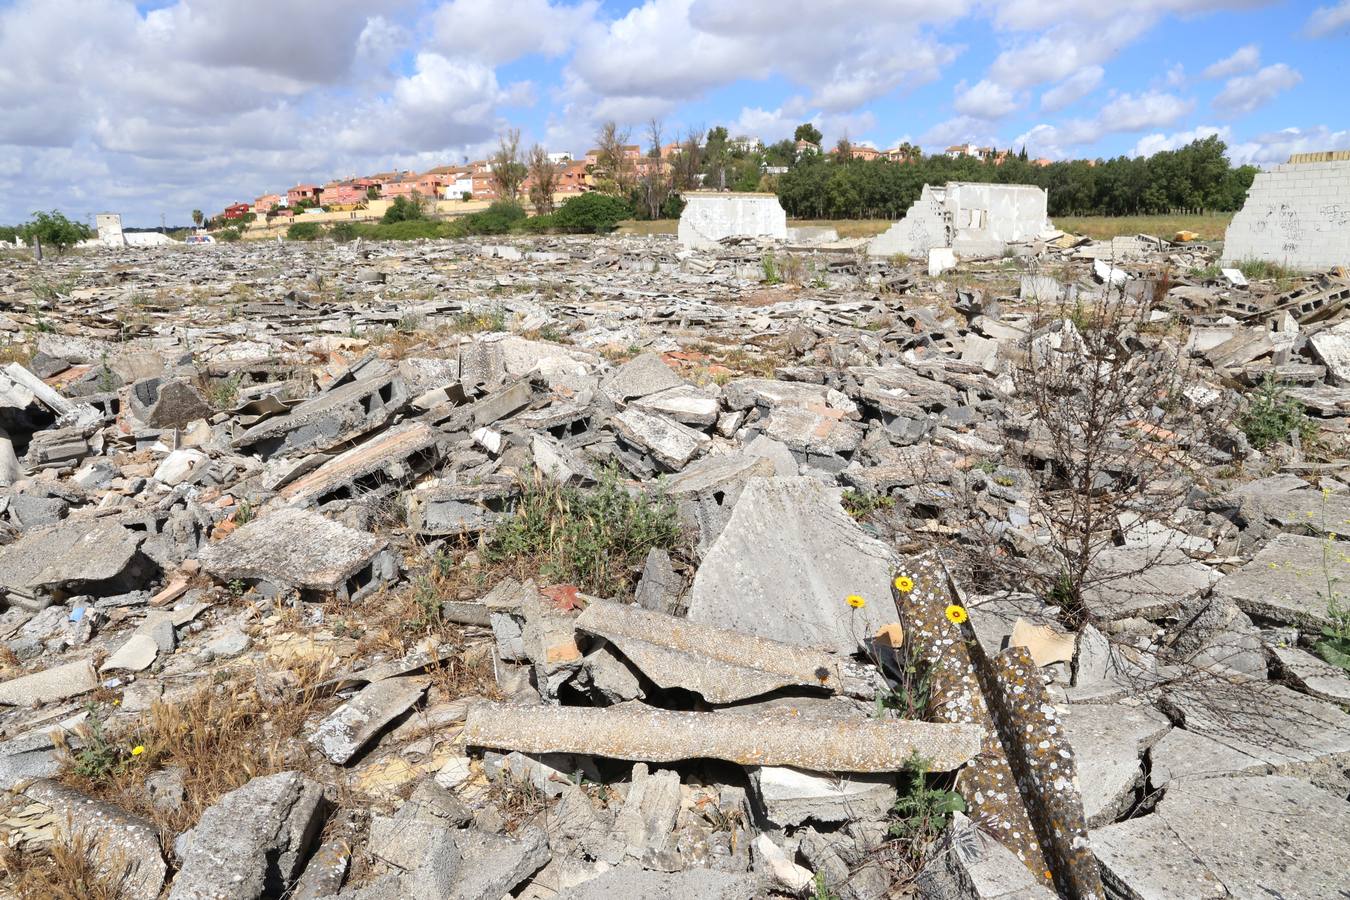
[1305,2,1350,37]
[991,0,1274,31]
[430,0,598,65]
[1040,67,1103,112]
[1201,44,1259,79]
[1132,124,1231,156]
[988,18,1152,90]
[954,79,1019,118]
[1015,90,1193,157]
[1164,63,1186,88]
[1229,125,1350,164]
[1212,63,1301,116]
[919,116,1000,151]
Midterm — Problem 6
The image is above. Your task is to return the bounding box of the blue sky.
[1,0,1347,225]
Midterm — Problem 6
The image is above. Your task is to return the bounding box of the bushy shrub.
[21,210,89,254]
[1237,375,1317,450]
[450,201,527,236]
[549,193,632,233]
[381,195,427,224]
[286,222,323,241]
[329,222,358,242]
[218,227,241,242]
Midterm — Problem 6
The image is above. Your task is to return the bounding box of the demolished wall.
[1222,156,1350,272]
[94,213,126,248]
[677,192,787,249]
[869,182,1051,258]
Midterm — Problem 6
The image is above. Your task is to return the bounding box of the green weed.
[485,468,682,598]
[841,489,896,519]
[1236,375,1316,451]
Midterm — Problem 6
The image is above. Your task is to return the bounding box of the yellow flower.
[945,604,968,625]
[130,745,145,757]
[846,594,866,609]
[893,576,914,593]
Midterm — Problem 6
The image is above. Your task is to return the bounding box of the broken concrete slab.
[22,779,168,900]
[463,702,981,772]
[748,765,894,827]
[1212,533,1349,629]
[685,477,898,655]
[0,658,98,706]
[0,517,151,609]
[1060,702,1171,828]
[308,676,427,765]
[128,377,214,429]
[1082,547,1219,620]
[1268,643,1350,705]
[198,507,397,602]
[169,771,327,900]
[915,811,1057,900]
[1093,775,1350,900]
[234,373,407,458]
[276,422,445,509]
[575,598,841,702]
[553,868,762,899]
[612,407,710,471]
[631,384,720,426]
[601,353,686,404]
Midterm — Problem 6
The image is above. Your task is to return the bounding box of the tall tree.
[191,209,203,228]
[793,122,823,146]
[834,135,853,162]
[704,126,729,190]
[593,121,636,196]
[669,128,704,192]
[527,145,561,215]
[490,128,527,201]
[638,118,672,219]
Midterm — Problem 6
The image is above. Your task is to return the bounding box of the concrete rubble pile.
[0,229,1347,900]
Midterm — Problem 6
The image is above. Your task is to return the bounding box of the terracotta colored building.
[287,184,321,205]
[254,193,282,214]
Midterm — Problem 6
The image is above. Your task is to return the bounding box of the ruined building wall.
[868,182,1051,258]
[677,193,788,249]
[1222,159,1350,272]
[95,213,127,248]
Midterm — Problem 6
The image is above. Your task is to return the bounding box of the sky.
[0,0,1347,226]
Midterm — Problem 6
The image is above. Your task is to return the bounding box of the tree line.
[773,135,1257,220]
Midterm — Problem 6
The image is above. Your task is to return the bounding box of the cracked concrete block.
[1060,702,1171,828]
[685,477,898,655]
[0,658,98,706]
[234,374,407,458]
[0,516,152,609]
[601,352,686,404]
[277,422,446,509]
[198,507,397,602]
[170,771,327,900]
[613,407,710,471]
[748,766,894,827]
[308,676,427,765]
[128,377,213,428]
[576,598,841,703]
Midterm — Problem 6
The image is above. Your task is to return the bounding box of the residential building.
[439,169,474,199]
[583,145,642,167]
[222,202,251,220]
[795,139,821,156]
[558,160,590,194]
[944,144,1008,164]
[287,184,321,206]
[253,194,282,214]
[847,144,882,161]
[383,172,447,202]
[729,136,762,154]
[470,171,499,201]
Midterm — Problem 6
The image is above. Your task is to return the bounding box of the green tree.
[286,222,323,241]
[21,210,88,254]
[793,123,823,146]
[549,193,632,233]
[382,195,427,224]
[191,209,204,228]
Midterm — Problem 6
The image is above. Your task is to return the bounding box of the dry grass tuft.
[0,829,134,900]
[60,660,333,846]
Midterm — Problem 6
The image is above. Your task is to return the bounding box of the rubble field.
[0,231,1348,900]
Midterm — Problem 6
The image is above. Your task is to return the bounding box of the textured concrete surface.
[677,193,787,249]
[1222,158,1350,272]
[463,702,982,772]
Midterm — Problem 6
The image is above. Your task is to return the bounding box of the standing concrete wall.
[869,182,1051,258]
[678,193,787,249]
[1222,157,1350,272]
[94,213,127,248]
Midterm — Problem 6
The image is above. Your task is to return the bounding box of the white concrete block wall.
[677,193,788,249]
[869,182,1051,258]
[1222,160,1350,272]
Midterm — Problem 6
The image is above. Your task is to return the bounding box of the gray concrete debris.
[601,352,686,403]
[463,702,981,772]
[0,658,98,706]
[1093,775,1350,900]
[1060,702,1171,828]
[1267,643,1350,704]
[915,811,1057,900]
[1212,533,1349,629]
[22,778,168,900]
[0,516,150,608]
[198,506,397,601]
[634,547,683,613]
[169,771,327,900]
[685,477,898,655]
[613,406,710,471]
[553,868,763,899]
[308,676,427,764]
[128,377,214,428]
[575,598,842,702]
[748,765,894,827]
[613,763,682,862]
[234,373,407,458]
